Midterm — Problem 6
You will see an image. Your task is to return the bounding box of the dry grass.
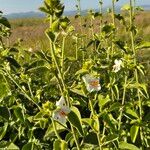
[8,11,150,49]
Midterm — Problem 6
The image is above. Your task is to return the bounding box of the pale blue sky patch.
[0,0,149,14]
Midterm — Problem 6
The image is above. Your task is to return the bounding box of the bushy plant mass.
[0,0,150,149]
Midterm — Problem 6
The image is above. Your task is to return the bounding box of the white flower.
[28,48,33,53]
[82,74,101,92]
[56,96,66,107]
[53,96,70,124]
[112,59,122,73]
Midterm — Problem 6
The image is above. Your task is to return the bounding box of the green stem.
[129,0,144,143]
[5,70,41,110]
[48,15,80,150]
[99,0,103,33]
[112,0,115,26]
[71,126,81,150]
[111,0,116,57]
[75,37,78,60]
[61,36,66,72]
[77,0,83,34]
[52,119,61,140]
[89,100,102,149]
[118,76,127,130]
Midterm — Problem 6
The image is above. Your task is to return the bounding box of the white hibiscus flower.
[112,59,122,73]
[82,74,101,93]
[53,96,70,124]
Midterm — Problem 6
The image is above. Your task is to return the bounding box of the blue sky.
[0,0,149,14]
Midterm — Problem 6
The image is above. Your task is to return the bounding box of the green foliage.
[0,0,150,149]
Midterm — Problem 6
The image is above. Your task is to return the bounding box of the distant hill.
[4,5,150,19]
[5,11,45,19]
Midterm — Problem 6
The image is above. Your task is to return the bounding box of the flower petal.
[56,96,66,107]
[53,110,67,124]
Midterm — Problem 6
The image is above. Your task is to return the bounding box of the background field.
[7,11,150,83]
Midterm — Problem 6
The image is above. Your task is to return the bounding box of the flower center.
[59,110,67,116]
[89,80,99,87]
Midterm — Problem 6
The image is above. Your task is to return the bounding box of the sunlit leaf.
[119,141,140,150]
[130,125,139,143]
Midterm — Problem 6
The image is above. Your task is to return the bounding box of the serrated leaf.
[130,125,139,143]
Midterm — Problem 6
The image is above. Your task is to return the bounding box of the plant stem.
[99,0,103,33]
[75,36,78,60]
[111,0,116,57]
[71,125,81,150]
[52,119,61,140]
[5,70,41,110]
[112,0,115,26]
[48,15,81,150]
[61,36,66,72]
[129,0,144,143]
[118,76,127,130]
[89,99,102,149]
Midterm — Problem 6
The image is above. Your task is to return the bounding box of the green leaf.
[39,6,49,14]
[7,143,19,150]
[103,134,118,146]
[70,88,87,97]
[68,106,84,136]
[51,19,60,32]
[121,4,130,11]
[53,139,68,150]
[0,140,9,148]
[14,107,25,122]
[109,102,121,112]
[84,132,98,145]
[45,29,56,42]
[80,143,98,149]
[75,69,88,75]
[0,17,11,28]
[5,56,21,69]
[136,42,150,49]
[0,123,8,140]
[130,125,139,143]
[98,94,110,111]
[22,143,33,150]
[0,82,10,99]
[119,141,140,150]
[102,24,114,34]
[125,108,139,119]
[44,122,66,140]
[0,106,10,121]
